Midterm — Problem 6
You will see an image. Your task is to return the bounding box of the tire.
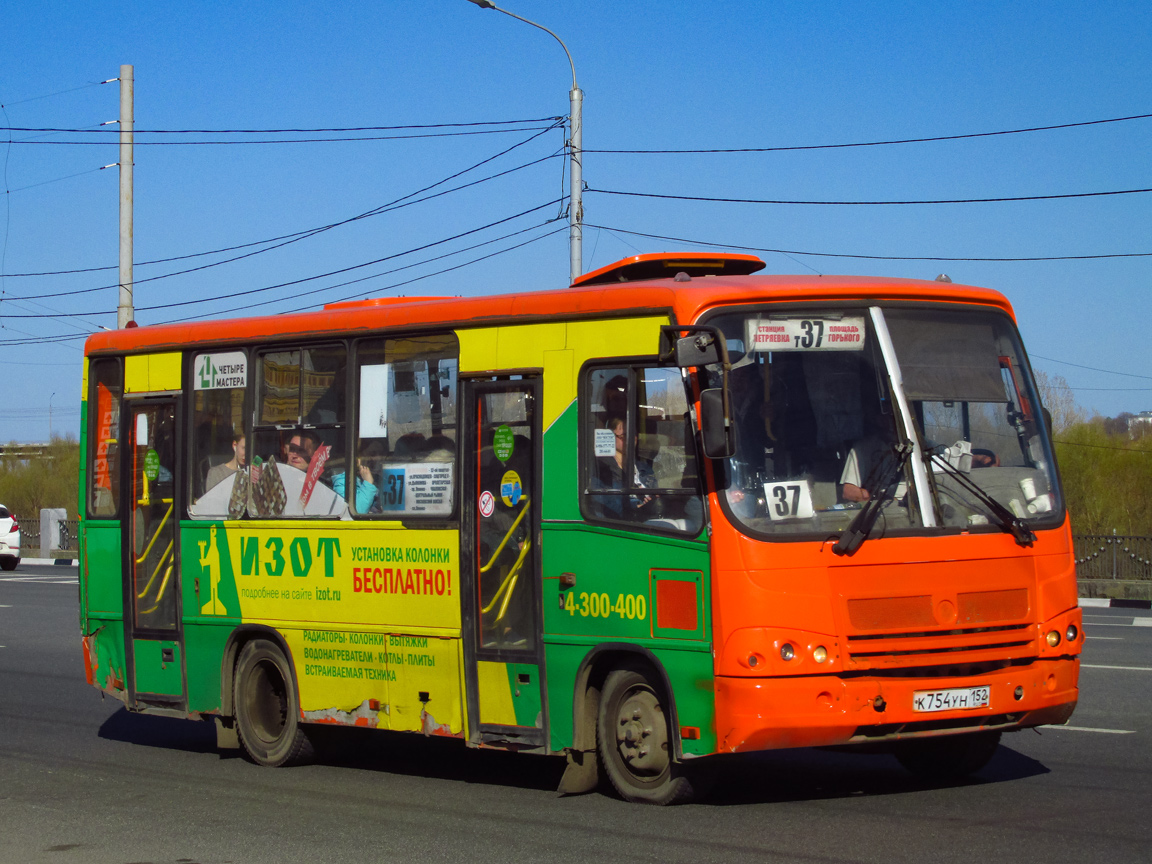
[0,556,18,571]
[233,638,313,767]
[893,730,1002,781]
[597,665,695,805]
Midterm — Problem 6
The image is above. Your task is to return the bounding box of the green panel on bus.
[133,639,182,696]
[83,522,123,616]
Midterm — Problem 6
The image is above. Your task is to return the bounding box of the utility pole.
[117,65,134,329]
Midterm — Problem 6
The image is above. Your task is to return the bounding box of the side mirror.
[700,388,735,458]
[674,333,721,368]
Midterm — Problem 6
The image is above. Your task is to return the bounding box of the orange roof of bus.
[83,263,1015,356]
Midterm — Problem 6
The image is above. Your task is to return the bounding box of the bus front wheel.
[233,639,313,767]
[597,666,694,805]
[893,730,1002,781]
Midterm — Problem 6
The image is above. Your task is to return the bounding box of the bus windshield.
[708,305,1062,540]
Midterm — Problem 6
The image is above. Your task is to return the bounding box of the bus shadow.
[306,725,566,793]
[95,709,1049,802]
[698,743,1050,806]
[98,708,221,756]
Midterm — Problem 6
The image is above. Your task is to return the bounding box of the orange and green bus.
[79,252,1080,803]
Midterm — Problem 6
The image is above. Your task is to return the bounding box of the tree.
[0,436,80,522]
[1032,369,1086,435]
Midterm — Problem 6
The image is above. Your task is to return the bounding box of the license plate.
[912,686,991,712]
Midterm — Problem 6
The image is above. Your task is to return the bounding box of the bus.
[79,252,1080,804]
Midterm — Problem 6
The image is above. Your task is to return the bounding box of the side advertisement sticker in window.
[745,317,866,352]
[194,351,248,390]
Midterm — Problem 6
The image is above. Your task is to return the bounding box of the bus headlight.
[780,643,795,661]
[1066,625,1078,643]
[1046,630,1061,647]
[813,645,828,664]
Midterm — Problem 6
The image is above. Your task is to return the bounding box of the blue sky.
[2,1,1149,441]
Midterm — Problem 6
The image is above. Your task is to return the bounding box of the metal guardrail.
[1073,535,1152,582]
[19,517,80,556]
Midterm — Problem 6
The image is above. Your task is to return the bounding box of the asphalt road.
[2,562,1150,864]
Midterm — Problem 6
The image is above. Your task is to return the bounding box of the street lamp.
[465,0,583,282]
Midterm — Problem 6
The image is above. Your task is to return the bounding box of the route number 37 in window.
[563,591,647,620]
[764,480,815,520]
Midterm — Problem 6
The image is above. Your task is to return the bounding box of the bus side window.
[246,345,348,519]
[88,358,122,517]
[189,350,249,519]
[582,365,703,535]
[353,334,458,517]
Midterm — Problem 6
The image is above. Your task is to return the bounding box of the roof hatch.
[571,252,766,287]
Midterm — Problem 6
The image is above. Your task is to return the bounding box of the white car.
[0,505,20,570]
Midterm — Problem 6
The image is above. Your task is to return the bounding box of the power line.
[1,152,561,307]
[0,123,564,281]
[135,202,563,316]
[4,165,110,194]
[164,222,568,322]
[583,112,1152,154]
[0,80,115,108]
[6,126,561,146]
[1032,354,1152,381]
[588,186,1152,206]
[1053,438,1152,454]
[4,117,563,134]
[582,223,1152,262]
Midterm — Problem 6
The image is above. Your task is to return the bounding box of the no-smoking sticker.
[478,490,495,518]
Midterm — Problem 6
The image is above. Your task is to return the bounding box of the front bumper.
[714,655,1078,753]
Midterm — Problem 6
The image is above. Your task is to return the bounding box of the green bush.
[1055,420,1152,536]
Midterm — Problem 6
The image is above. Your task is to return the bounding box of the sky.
[2,1,1149,442]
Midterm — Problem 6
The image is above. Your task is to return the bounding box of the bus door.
[121,397,185,710]
[461,377,547,749]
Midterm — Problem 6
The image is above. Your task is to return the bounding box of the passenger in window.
[333,458,378,513]
[283,431,318,472]
[205,430,246,492]
[840,406,898,503]
[392,432,427,460]
[594,415,655,519]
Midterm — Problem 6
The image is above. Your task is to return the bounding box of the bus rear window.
[88,358,122,518]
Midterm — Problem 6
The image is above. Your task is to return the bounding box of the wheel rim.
[247,659,288,746]
[613,683,670,779]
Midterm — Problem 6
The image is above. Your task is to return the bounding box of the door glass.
[131,403,178,632]
[475,386,535,652]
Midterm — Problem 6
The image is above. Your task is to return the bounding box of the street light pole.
[465,0,583,282]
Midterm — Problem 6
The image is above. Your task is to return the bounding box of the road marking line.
[0,576,77,584]
[1085,623,1139,627]
[1133,619,1152,627]
[1082,664,1152,671]
[1086,636,1123,640]
[1046,725,1135,734]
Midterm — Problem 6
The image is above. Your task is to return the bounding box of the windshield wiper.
[928,450,1036,547]
[832,442,913,557]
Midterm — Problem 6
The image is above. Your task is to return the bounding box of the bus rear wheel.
[597,666,695,805]
[893,730,1001,781]
[233,639,313,767]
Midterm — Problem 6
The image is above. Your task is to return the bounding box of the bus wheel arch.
[566,646,696,804]
[226,628,313,767]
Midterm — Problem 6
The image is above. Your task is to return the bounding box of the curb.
[1079,597,1152,610]
[20,558,78,567]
